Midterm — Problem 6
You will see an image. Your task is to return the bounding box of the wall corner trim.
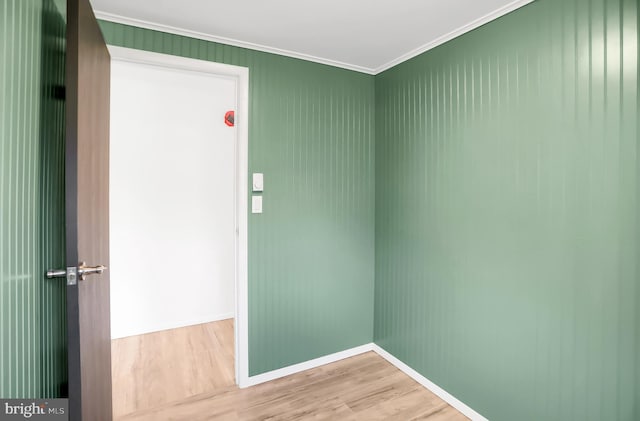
[372,344,489,421]
[240,343,375,388]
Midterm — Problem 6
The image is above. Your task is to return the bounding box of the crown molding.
[94,11,377,75]
[95,0,534,76]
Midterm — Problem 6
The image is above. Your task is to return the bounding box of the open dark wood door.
[66,0,112,419]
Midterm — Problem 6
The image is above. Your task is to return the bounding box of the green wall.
[374,0,639,420]
[98,21,376,376]
[0,0,67,398]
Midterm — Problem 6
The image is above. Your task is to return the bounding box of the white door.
[109,59,237,339]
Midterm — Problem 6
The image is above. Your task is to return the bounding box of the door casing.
[107,45,250,387]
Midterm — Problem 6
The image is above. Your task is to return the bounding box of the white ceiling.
[90,0,533,74]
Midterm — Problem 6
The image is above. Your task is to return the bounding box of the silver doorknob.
[47,262,107,285]
[78,262,107,279]
[46,269,67,278]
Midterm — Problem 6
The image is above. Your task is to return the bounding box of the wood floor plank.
[412,405,470,421]
[353,387,447,420]
[340,370,417,412]
[111,321,238,417]
[112,320,468,420]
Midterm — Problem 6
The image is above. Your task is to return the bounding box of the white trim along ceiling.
[91,0,534,75]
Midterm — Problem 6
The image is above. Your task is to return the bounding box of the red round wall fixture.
[224,111,235,127]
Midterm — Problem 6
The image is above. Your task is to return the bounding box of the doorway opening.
[106,46,249,418]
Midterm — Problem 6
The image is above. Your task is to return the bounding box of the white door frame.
[107,45,250,387]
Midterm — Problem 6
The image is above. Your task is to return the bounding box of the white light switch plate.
[252,196,262,213]
[252,173,264,192]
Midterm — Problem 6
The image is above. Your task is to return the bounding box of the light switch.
[252,173,264,192]
[252,196,263,214]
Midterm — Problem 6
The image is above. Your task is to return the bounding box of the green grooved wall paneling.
[98,21,376,376]
[1,0,67,398]
[374,0,638,420]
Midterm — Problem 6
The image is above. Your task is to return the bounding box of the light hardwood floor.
[111,319,235,417]
[112,320,468,420]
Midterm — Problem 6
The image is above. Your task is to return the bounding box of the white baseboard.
[240,343,375,388]
[372,344,489,421]
[239,341,487,420]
